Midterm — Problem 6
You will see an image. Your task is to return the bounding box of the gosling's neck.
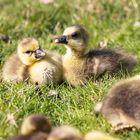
[64,45,88,59]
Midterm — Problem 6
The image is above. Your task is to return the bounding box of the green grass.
[0,0,140,139]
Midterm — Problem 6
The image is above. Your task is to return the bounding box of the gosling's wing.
[84,48,121,76]
[85,48,137,76]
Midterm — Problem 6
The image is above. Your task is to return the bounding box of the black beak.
[35,49,45,59]
[54,35,68,44]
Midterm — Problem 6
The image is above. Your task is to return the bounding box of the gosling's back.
[2,54,28,82]
[84,48,137,77]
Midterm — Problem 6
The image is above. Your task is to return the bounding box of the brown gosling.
[84,131,120,140]
[54,25,137,86]
[48,125,83,140]
[7,114,52,140]
[94,75,140,131]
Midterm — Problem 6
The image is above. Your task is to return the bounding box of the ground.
[0,0,140,139]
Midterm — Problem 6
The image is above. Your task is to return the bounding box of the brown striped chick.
[2,54,28,82]
[48,125,83,140]
[17,37,62,86]
[84,131,120,140]
[94,75,140,131]
[7,114,52,140]
[54,25,137,86]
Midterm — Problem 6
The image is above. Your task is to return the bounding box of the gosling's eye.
[71,32,79,38]
[25,50,32,54]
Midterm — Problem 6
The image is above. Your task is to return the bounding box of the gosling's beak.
[35,49,45,59]
[54,35,68,44]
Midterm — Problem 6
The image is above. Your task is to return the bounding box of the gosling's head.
[48,125,83,140]
[17,38,46,65]
[55,25,89,53]
[21,114,52,135]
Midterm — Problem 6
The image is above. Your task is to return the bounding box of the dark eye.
[25,50,32,54]
[71,32,79,38]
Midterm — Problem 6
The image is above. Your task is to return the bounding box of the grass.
[0,0,140,139]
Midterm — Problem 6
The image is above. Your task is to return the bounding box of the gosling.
[2,37,63,86]
[54,25,137,86]
[7,114,51,140]
[94,75,140,131]
[18,37,62,86]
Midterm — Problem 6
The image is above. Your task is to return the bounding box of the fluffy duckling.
[2,37,63,86]
[7,114,52,140]
[2,37,42,82]
[48,125,83,140]
[94,75,140,131]
[54,25,137,86]
[18,37,62,86]
[2,54,28,82]
[84,131,119,140]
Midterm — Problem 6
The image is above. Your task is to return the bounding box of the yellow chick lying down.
[2,37,63,86]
